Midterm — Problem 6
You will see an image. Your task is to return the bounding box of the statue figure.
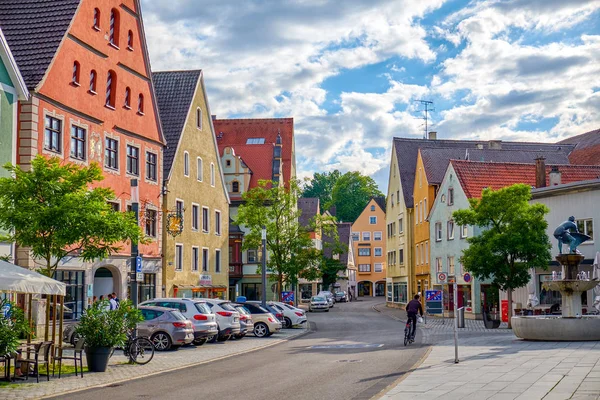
[553,216,579,254]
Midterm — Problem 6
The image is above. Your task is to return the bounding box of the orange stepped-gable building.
[0,0,165,317]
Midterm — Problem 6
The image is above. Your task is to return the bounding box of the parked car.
[139,298,218,346]
[138,306,194,351]
[242,302,282,337]
[309,296,329,312]
[268,301,307,328]
[246,301,284,323]
[334,291,348,302]
[201,299,241,342]
[317,291,335,308]
[231,303,254,339]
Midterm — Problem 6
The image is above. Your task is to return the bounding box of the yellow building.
[351,197,387,297]
[154,70,230,299]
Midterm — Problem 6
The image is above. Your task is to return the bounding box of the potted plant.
[75,299,142,372]
[0,299,30,357]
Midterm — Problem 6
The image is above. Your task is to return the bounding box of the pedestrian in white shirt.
[108,294,118,310]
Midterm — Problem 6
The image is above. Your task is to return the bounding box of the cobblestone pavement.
[381,335,600,400]
[0,328,307,400]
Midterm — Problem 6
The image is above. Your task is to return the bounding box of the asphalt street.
[53,298,428,400]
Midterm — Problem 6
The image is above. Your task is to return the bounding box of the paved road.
[53,298,427,400]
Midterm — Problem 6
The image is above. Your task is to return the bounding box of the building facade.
[154,70,230,300]
[351,197,387,297]
[0,0,165,318]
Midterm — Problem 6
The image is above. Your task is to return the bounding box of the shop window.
[53,270,85,320]
[387,283,393,302]
[138,274,156,303]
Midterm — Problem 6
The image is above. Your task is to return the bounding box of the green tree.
[329,171,384,223]
[453,184,551,328]
[0,156,145,277]
[302,170,342,213]
[235,179,338,300]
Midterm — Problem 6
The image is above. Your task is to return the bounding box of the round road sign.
[463,273,472,283]
[437,272,447,282]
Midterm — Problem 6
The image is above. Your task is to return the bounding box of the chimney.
[211,115,217,120]
[549,166,562,186]
[535,157,546,188]
[488,140,502,150]
[428,131,437,140]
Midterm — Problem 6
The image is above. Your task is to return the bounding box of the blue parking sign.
[136,256,143,273]
[426,290,442,301]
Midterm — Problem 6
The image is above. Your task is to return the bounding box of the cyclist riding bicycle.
[406,294,423,340]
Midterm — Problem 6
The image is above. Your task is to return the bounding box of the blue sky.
[142,0,600,193]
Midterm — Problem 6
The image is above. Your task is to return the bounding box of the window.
[576,219,594,240]
[358,264,371,272]
[53,270,85,320]
[106,70,116,108]
[184,151,189,176]
[196,108,202,130]
[226,160,231,167]
[215,211,221,235]
[436,257,443,273]
[387,283,393,302]
[447,220,455,240]
[374,263,383,273]
[415,204,419,225]
[215,249,221,273]
[44,116,62,153]
[126,145,139,175]
[70,125,86,160]
[202,207,209,232]
[138,273,156,303]
[391,194,394,206]
[448,187,454,206]
[202,248,209,272]
[370,205,375,211]
[448,256,455,275]
[435,222,442,241]
[232,181,239,193]
[423,198,427,219]
[399,217,403,233]
[210,163,215,186]
[108,201,120,211]
[247,249,257,263]
[105,138,118,170]
[419,201,423,223]
[358,248,371,256]
[138,94,144,114]
[192,247,199,271]
[362,232,371,241]
[72,61,80,85]
[93,8,100,30]
[369,216,377,225]
[374,231,382,241]
[89,70,97,92]
[146,152,157,181]
[197,157,203,181]
[124,87,131,108]
[246,138,265,144]
[399,249,404,264]
[191,204,199,231]
[397,190,400,204]
[424,242,428,265]
[461,225,468,239]
[416,244,420,265]
[175,244,183,271]
[145,209,157,237]
[109,9,120,46]
[176,200,184,223]
[374,247,382,257]
[127,30,133,50]
[352,232,360,242]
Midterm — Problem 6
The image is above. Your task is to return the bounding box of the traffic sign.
[426,290,442,301]
[437,272,447,283]
[136,256,143,273]
[463,273,472,283]
[136,272,144,282]
[282,291,294,302]
[425,290,443,314]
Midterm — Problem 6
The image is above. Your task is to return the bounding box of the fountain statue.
[512,216,600,341]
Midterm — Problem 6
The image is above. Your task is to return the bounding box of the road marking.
[309,343,384,349]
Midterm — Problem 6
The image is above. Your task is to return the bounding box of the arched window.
[184,152,189,177]
[196,107,202,130]
[89,70,97,92]
[197,157,203,182]
[124,87,131,108]
[109,9,120,47]
[232,181,239,193]
[137,94,144,114]
[127,30,134,50]
[106,70,116,107]
[93,8,100,30]
[72,61,80,85]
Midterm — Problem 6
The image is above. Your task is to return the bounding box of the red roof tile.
[558,128,600,165]
[451,160,600,199]
[214,118,295,189]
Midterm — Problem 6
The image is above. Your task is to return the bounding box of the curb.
[39,329,309,400]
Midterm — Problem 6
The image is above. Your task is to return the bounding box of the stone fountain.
[512,220,600,341]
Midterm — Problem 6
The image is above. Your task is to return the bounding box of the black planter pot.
[85,346,113,372]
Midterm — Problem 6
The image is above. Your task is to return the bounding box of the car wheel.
[207,334,217,343]
[151,332,172,351]
[326,309,330,312]
[254,322,270,338]
[193,338,207,346]
[283,317,292,329]
[217,335,230,342]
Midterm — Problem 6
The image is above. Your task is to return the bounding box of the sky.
[141,0,600,193]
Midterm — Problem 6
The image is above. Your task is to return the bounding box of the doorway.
[358,281,372,297]
[93,267,114,299]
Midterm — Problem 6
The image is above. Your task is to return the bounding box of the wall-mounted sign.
[166,212,183,237]
[199,274,212,285]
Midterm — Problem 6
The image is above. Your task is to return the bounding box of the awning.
[0,260,66,295]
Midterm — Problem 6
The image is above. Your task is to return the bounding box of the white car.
[268,301,307,328]
[309,296,329,312]
[317,291,335,308]
[201,299,241,342]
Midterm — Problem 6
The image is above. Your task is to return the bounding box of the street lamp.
[261,225,267,307]
[130,179,139,307]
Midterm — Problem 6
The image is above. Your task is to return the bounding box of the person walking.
[112,292,120,308]
[406,294,423,340]
[108,294,118,310]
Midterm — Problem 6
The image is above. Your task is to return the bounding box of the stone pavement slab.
[0,328,307,400]
[380,334,600,400]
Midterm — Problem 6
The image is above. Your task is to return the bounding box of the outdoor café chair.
[20,341,53,383]
[53,337,85,378]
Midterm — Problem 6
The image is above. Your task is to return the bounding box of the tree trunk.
[507,288,513,329]
[277,273,283,302]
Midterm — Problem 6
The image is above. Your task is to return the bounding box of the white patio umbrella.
[526,267,539,308]
[592,252,600,312]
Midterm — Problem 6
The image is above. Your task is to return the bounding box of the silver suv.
[139,298,218,346]
[201,299,241,342]
[138,306,194,351]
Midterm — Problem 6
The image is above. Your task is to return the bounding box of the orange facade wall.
[413,153,435,292]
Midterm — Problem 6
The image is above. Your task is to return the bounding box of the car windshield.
[312,297,325,301]
[194,302,212,314]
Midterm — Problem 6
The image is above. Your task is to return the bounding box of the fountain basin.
[512,315,600,341]
[543,280,598,293]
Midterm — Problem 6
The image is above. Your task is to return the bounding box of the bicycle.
[404,318,413,346]
[112,331,155,365]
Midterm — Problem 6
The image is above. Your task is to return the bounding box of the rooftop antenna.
[415,99,434,139]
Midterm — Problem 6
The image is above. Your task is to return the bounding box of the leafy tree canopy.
[0,156,145,277]
[302,170,341,213]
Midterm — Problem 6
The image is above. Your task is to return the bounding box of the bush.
[0,299,30,356]
[75,300,143,348]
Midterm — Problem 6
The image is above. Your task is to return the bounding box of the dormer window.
[246,138,265,144]
[93,8,100,30]
[72,61,80,85]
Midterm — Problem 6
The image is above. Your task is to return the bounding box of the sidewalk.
[0,328,307,400]
[381,332,600,400]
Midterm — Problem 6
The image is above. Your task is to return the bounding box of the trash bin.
[457,307,465,328]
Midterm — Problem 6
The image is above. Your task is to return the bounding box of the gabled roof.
[419,147,571,186]
[451,160,600,199]
[152,70,202,177]
[298,197,320,229]
[558,128,600,165]
[372,196,386,213]
[0,0,80,89]
[393,137,575,208]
